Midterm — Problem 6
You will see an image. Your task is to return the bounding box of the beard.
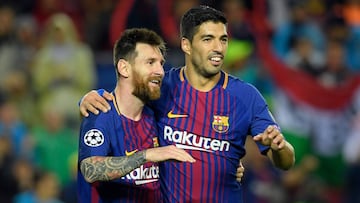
[132,73,162,103]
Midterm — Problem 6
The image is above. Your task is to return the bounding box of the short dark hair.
[113,28,166,77]
[180,5,227,42]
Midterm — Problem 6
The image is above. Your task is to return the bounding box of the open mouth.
[149,78,162,87]
[209,55,223,66]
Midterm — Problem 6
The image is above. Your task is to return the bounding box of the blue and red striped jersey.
[150,67,276,203]
[77,93,161,203]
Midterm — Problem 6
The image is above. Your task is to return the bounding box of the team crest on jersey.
[153,137,159,147]
[84,129,104,147]
[212,115,229,133]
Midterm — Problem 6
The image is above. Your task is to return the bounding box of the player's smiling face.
[189,21,228,77]
[131,43,165,102]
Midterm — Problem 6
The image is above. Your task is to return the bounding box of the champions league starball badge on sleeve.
[84,129,104,147]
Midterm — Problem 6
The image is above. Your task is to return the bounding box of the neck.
[114,84,144,121]
[183,65,221,92]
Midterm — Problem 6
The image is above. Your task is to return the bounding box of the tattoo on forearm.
[80,151,146,183]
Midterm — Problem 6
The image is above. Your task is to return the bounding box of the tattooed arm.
[80,145,196,183]
[80,151,146,183]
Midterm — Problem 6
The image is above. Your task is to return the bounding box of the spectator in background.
[221,0,254,42]
[345,24,360,72]
[0,11,38,129]
[31,0,83,36]
[281,152,326,203]
[80,0,114,51]
[148,0,200,68]
[14,15,38,75]
[31,13,95,127]
[343,0,360,28]
[12,159,36,197]
[284,35,325,77]
[0,6,21,90]
[0,92,31,160]
[331,1,360,72]
[317,38,352,87]
[14,169,64,203]
[272,1,325,58]
[5,15,39,127]
[31,100,78,188]
[221,0,273,99]
[157,0,199,68]
[223,39,274,102]
[321,13,360,73]
[157,0,199,48]
[0,136,20,202]
[266,0,290,31]
[59,153,77,203]
[109,0,163,46]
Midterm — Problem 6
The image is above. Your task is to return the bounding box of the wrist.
[138,150,147,163]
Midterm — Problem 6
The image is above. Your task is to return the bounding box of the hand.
[236,161,244,182]
[145,145,196,163]
[253,125,285,151]
[80,90,113,117]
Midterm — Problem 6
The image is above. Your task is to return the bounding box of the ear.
[181,37,191,55]
[117,59,129,78]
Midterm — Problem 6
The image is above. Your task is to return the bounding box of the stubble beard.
[191,56,220,78]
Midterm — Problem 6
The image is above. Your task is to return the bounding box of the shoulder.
[225,73,262,96]
[224,73,268,107]
[79,107,119,149]
[80,102,117,128]
[159,67,182,95]
[163,67,181,82]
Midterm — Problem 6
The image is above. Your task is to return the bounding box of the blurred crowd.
[0,0,360,202]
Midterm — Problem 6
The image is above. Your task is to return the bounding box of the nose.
[213,39,225,52]
[154,62,165,77]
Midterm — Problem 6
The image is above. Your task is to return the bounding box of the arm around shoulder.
[79,89,113,117]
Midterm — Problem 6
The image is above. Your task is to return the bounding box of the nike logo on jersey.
[167,110,188,118]
[125,149,138,156]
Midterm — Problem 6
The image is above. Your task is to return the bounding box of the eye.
[147,60,154,65]
[221,38,228,43]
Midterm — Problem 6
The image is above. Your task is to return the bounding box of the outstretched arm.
[80,151,146,183]
[80,145,195,183]
[253,125,295,170]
